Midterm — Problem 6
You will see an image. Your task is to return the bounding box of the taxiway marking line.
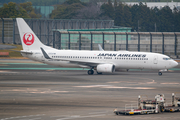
[1,114,45,120]
[56,114,106,120]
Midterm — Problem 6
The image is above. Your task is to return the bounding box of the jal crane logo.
[23,33,34,45]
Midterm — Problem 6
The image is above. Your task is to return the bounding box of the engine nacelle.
[97,64,115,73]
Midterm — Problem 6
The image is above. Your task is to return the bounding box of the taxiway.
[0,59,180,120]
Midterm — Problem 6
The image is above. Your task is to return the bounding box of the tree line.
[0,0,65,6]
[50,0,180,32]
[0,2,41,18]
[105,1,180,32]
[1,0,180,6]
[0,0,180,32]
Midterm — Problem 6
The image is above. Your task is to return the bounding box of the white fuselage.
[22,49,178,70]
[16,18,178,75]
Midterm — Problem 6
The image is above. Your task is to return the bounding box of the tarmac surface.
[0,59,180,120]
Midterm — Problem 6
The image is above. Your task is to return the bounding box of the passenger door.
[154,55,158,64]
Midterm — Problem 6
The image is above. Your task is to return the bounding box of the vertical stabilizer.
[16,18,53,51]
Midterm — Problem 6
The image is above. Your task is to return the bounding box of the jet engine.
[97,64,115,73]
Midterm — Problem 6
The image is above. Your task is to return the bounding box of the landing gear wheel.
[87,70,94,75]
[158,72,162,76]
[92,70,94,74]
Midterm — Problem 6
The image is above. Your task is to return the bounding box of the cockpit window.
[163,58,171,60]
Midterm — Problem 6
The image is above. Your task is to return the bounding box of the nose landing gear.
[158,72,162,76]
[158,69,167,76]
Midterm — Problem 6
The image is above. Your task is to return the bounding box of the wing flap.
[69,60,102,67]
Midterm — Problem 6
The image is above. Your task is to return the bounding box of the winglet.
[98,44,104,51]
[40,47,51,59]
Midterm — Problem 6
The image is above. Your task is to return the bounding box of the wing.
[69,60,103,67]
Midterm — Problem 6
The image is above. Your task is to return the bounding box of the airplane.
[16,18,178,75]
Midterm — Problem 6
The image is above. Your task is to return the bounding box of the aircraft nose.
[171,60,178,67]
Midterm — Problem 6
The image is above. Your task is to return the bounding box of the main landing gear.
[87,69,94,75]
[97,71,102,74]
[87,70,102,75]
[87,68,102,75]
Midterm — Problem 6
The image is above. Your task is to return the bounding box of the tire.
[92,70,94,74]
[88,70,92,75]
[87,70,94,75]
[158,72,162,76]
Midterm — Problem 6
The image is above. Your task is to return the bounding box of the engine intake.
[97,64,115,73]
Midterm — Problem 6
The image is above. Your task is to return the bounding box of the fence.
[0,18,180,58]
[0,18,114,45]
[53,31,180,58]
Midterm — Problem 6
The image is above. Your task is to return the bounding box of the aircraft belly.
[116,60,150,69]
[45,60,88,68]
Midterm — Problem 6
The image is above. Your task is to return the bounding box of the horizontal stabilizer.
[10,50,33,54]
[21,50,33,54]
